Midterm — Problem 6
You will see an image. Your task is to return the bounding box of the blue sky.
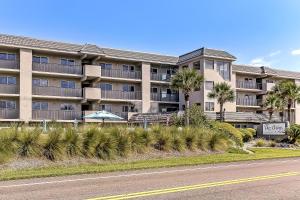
[1,0,300,70]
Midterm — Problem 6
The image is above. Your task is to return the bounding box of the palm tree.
[264,93,279,121]
[273,80,300,122]
[171,68,203,125]
[275,97,287,122]
[207,82,235,122]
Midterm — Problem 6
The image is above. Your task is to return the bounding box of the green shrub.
[240,129,254,142]
[183,128,197,151]
[111,127,131,157]
[63,127,81,157]
[16,128,41,157]
[81,126,98,157]
[255,138,267,147]
[211,122,243,146]
[172,104,208,127]
[0,128,18,163]
[42,128,63,161]
[268,140,277,147]
[92,131,116,160]
[154,128,172,151]
[287,124,300,144]
[171,133,185,152]
[208,132,230,151]
[246,128,256,137]
[195,128,210,151]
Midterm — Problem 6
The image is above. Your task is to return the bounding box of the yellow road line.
[87,171,300,200]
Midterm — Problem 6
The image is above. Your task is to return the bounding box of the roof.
[178,47,236,63]
[233,64,300,79]
[205,112,280,123]
[0,33,178,64]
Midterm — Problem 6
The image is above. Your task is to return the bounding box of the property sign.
[262,123,286,135]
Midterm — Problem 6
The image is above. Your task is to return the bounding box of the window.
[205,60,214,69]
[0,53,16,60]
[122,84,135,92]
[205,102,214,111]
[122,105,134,112]
[0,76,16,85]
[32,102,48,110]
[61,80,75,89]
[61,58,75,66]
[33,56,48,64]
[60,104,74,110]
[0,100,16,109]
[151,68,158,74]
[100,104,112,112]
[151,87,158,93]
[205,81,214,90]
[33,78,48,87]
[123,65,135,72]
[100,83,113,90]
[100,63,112,70]
[216,61,230,80]
[193,61,200,70]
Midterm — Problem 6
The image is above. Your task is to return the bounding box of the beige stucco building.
[0,33,299,125]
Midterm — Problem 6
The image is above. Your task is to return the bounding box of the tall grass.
[42,128,63,161]
[63,127,81,157]
[16,128,41,157]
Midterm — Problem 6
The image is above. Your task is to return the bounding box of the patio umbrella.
[83,110,123,125]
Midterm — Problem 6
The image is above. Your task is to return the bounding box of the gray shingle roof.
[178,47,236,63]
[233,64,300,79]
[0,33,178,64]
[206,112,279,123]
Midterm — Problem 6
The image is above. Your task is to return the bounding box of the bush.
[287,124,300,144]
[92,131,116,160]
[171,132,186,152]
[182,128,197,151]
[16,128,41,157]
[63,127,81,157]
[172,104,208,127]
[196,128,210,151]
[239,129,254,142]
[0,128,18,163]
[211,122,243,146]
[246,128,256,137]
[154,127,172,151]
[207,132,230,151]
[255,138,267,147]
[81,126,98,157]
[111,127,131,157]
[42,128,63,161]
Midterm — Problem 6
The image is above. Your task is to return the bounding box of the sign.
[262,123,286,135]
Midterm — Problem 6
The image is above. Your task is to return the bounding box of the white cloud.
[250,58,271,66]
[269,50,281,57]
[291,49,300,55]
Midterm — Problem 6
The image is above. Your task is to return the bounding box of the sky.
[0,0,300,70]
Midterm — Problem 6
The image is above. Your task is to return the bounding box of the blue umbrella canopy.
[83,110,123,121]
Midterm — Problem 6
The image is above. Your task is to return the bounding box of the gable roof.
[178,47,236,63]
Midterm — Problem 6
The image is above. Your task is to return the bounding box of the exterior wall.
[19,49,32,122]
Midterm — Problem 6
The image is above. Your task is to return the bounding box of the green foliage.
[287,124,300,144]
[182,128,197,151]
[171,132,185,152]
[92,131,116,160]
[0,128,18,163]
[211,122,243,146]
[255,138,267,147]
[111,127,131,157]
[154,128,172,151]
[239,128,254,142]
[172,104,208,127]
[42,128,63,161]
[16,128,41,157]
[227,147,249,154]
[63,127,81,157]
[81,126,98,157]
[207,132,230,151]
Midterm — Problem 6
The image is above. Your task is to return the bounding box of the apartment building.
[0,33,299,125]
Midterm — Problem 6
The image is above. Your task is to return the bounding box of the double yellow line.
[87,171,300,200]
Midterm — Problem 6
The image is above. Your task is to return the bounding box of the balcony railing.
[101,69,142,79]
[236,98,260,106]
[0,60,19,69]
[0,84,19,94]
[32,110,82,120]
[32,86,82,97]
[0,109,18,119]
[236,81,262,90]
[151,73,172,82]
[101,90,142,100]
[151,93,179,102]
[32,62,82,75]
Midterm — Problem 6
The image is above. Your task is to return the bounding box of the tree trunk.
[185,94,190,126]
[279,112,284,122]
[287,100,292,123]
[219,103,224,122]
[269,110,273,122]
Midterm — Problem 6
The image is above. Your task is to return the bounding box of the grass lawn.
[1,148,300,181]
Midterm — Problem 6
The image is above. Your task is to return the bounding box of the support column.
[141,62,151,113]
[19,49,32,123]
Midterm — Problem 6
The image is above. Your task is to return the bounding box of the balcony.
[32,62,82,75]
[101,69,142,79]
[32,110,82,120]
[101,90,142,100]
[262,82,276,92]
[151,93,179,102]
[0,60,19,70]
[32,86,82,97]
[0,109,18,119]
[83,65,101,79]
[236,81,262,90]
[151,73,172,82]
[83,87,101,100]
[0,84,19,94]
[236,98,261,107]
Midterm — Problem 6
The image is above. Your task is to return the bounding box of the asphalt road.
[1,158,300,200]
